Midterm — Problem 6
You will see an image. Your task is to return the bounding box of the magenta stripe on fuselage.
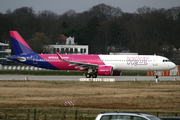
[10,31,32,50]
[39,54,105,70]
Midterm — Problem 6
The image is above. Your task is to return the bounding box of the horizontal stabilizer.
[8,56,26,62]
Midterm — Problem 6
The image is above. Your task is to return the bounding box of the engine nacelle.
[98,66,113,76]
[113,71,122,76]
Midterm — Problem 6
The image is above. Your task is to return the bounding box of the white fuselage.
[99,55,176,71]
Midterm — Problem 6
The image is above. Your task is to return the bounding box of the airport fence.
[0,109,179,120]
[1,64,179,76]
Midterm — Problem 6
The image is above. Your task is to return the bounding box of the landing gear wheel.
[85,73,91,78]
[92,73,97,78]
[155,75,159,79]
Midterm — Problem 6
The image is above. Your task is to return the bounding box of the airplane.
[7,31,176,78]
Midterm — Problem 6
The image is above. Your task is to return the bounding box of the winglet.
[55,51,65,61]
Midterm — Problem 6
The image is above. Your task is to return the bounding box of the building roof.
[59,34,68,44]
[60,34,68,40]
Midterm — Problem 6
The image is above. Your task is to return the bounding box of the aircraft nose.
[170,62,176,69]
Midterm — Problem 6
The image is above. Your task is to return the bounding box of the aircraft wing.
[55,51,101,70]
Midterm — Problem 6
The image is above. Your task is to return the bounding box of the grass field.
[0,80,179,112]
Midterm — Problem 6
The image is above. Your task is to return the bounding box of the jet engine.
[97,66,113,76]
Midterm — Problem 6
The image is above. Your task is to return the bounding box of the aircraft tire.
[92,73,97,78]
[85,73,91,78]
[155,75,159,79]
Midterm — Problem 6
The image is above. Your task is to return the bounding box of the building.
[0,42,11,64]
[48,44,88,54]
[44,35,88,54]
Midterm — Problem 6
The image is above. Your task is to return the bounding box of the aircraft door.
[153,57,158,66]
[33,55,38,64]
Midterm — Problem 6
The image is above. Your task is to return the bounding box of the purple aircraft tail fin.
[10,31,35,55]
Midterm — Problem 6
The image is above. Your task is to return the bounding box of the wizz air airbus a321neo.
[7,31,176,78]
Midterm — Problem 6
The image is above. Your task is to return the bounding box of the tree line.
[0,4,180,64]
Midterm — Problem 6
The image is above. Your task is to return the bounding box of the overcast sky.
[1,0,180,15]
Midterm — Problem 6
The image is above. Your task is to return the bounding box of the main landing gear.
[85,68,98,78]
[85,73,97,78]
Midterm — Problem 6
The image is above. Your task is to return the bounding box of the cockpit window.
[163,59,171,62]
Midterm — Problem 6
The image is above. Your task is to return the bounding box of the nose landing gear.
[154,71,159,82]
[154,71,159,79]
[155,75,159,79]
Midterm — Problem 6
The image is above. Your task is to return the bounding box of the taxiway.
[0,75,179,81]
